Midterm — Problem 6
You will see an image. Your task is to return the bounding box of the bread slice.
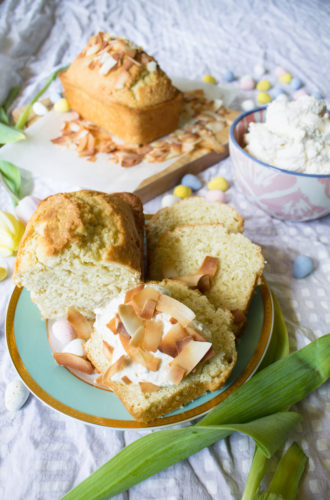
[146,197,244,261]
[148,224,264,314]
[85,280,236,423]
[14,191,144,319]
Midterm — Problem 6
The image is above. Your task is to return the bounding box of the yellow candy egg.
[256,79,271,91]
[173,185,192,199]
[207,177,229,191]
[0,266,7,281]
[202,74,217,84]
[257,92,272,104]
[279,72,292,84]
[0,211,25,257]
[54,98,70,113]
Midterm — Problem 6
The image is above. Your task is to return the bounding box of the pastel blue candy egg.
[312,91,323,99]
[224,70,235,82]
[293,255,314,279]
[181,174,202,191]
[269,87,286,99]
[290,77,303,90]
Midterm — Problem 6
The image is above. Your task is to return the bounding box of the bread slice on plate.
[84,280,237,423]
[14,190,144,319]
[148,224,264,316]
[146,196,244,259]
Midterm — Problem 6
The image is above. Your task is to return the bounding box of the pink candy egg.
[205,190,226,203]
[239,75,255,90]
[52,319,76,344]
[293,89,308,99]
[275,66,287,77]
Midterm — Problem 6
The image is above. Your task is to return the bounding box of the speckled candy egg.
[293,255,315,279]
[224,70,235,82]
[52,319,76,344]
[275,66,287,77]
[5,380,30,411]
[181,174,202,191]
[205,190,226,203]
[241,99,255,111]
[253,64,266,79]
[239,75,255,90]
[161,194,180,208]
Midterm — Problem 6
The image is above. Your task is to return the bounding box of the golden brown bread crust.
[14,190,144,278]
[60,32,183,144]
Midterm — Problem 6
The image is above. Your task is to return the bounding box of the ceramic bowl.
[229,107,330,221]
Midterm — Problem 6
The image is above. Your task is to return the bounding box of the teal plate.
[6,280,273,429]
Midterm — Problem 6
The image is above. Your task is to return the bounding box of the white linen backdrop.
[0,1,329,499]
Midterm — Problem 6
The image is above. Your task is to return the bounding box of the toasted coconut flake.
[197,274,212,293]
[156,294,195,327]
[95,374,104,385]
[176,273,211,292]
[139,381,160,393]
[231,309,247,325]
[142,320,163,352]
[121,153,143,167]
[121,376,132,385]
[200,347,216,363]
[159,323,188,358]
[102,340,114,362]
[53,352,94,374]
[67,308,93,340]
[99,55,117,75]
[131,287,160,317]
[129,325,145,347]
[86,44,100,56]
[118,303,144,336]
[124,284,144,304]
[106,316,118,334]
[117,320,130,338]
[119,334,130,353]
[170,340,212,375]
[169,364,187,385]
[176,335,194,354]
[198,256,219,277]
[104,355,130,381]
[127,346,160,371]
[185,326,206,342]
[140,299,157,320]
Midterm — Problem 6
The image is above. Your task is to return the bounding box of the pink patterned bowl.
[229,107,330,221]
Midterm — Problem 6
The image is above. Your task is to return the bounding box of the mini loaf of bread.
[84,280,237,423]
[148,224,264,315]
[60,32,183,144]
[146,197,244,259]
[14,190,144,319]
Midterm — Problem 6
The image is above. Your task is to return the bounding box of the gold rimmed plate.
[6,279,273,429]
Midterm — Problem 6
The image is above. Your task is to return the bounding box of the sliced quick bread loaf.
[148,224,264,314]
[147,196,244,259]
[14,190,144,319]
[84,280,236,423]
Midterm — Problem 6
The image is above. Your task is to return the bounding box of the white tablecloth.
[0,1,329,499]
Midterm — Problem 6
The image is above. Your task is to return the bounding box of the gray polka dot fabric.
[0,1,329,498]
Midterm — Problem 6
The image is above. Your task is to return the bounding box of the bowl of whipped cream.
[229,95,330,221]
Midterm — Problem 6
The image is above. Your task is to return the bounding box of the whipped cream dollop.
[94,289,210,386]
[244,96,330,174]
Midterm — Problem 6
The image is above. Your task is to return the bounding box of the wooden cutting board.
[12,101,238,203]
